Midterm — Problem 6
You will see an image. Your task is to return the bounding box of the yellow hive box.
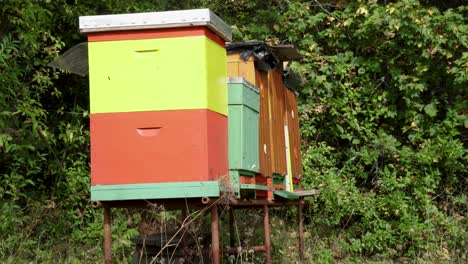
[88,36,227,115]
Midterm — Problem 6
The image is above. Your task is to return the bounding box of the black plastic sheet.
[227,41,303,90]
[283,68,302,90]
[226,41,280,72]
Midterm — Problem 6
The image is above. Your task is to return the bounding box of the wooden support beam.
[211,205,220,264]
[104,206,112,264]
[264,205,271,264]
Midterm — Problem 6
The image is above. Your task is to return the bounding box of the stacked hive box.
[227,77,265,196]
[226,42,303,194]
[79,9,232,201]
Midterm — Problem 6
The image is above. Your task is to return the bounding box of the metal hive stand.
[97,192,317,264]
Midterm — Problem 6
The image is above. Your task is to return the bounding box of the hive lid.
[226,41,302,62]
[270,45,303,62]
[79,8,232,41]
[226,41,302,72]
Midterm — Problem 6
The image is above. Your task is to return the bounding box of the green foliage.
[0,0,466,262]
[239,0,467,260]
[213,0,467,260]
[0,0,93,260]
[0,0,160,261]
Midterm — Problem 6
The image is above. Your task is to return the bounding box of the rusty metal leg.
[211,205,220,264]
[104,206,112,264]
[298,202,305,262]
[263,205,271,264]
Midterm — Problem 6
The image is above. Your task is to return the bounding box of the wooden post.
[211,205,220,264]
[263,205,271,264]
[104,206,112,264]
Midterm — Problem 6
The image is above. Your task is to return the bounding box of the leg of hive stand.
[298,201,305,262]
[211,205,220,264]
[104,205,112,264]
[263,205,271,264]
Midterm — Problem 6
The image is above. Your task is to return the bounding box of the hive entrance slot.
[136,127,162,136]
[135,49,159,53]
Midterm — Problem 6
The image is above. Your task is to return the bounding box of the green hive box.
[228,77,260,178]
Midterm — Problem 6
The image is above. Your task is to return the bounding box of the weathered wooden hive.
[80,9,232,201]
[226,42,304,199]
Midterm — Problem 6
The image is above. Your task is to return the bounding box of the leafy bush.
[0,0,466,262]
[247,0,467,259]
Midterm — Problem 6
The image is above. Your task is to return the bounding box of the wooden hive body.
[226,43,303,194]
[227,78,260,175]
[80,9,232,201]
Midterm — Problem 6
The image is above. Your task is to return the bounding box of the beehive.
[79,9,232,201]
[228,77,260,174]
[227,77,261,196]
[226,42,303,193]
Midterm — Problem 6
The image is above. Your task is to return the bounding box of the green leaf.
[423,103,438,117]
[336,124,344,134]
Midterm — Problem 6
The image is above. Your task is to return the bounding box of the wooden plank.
[226,53,256,84]
[266,71,276,175]
[239,175,256,184]
[226,54,241,80]
[255,70,273,177]
[284,89,302,179]
[238,58,256,84]
[240,184,270,191]
[268,69,287,175]
[227,53,241,63]
[273,190,299,200]
[294,190,320,196]
[227,61,239,77]
[91,181,221,201]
